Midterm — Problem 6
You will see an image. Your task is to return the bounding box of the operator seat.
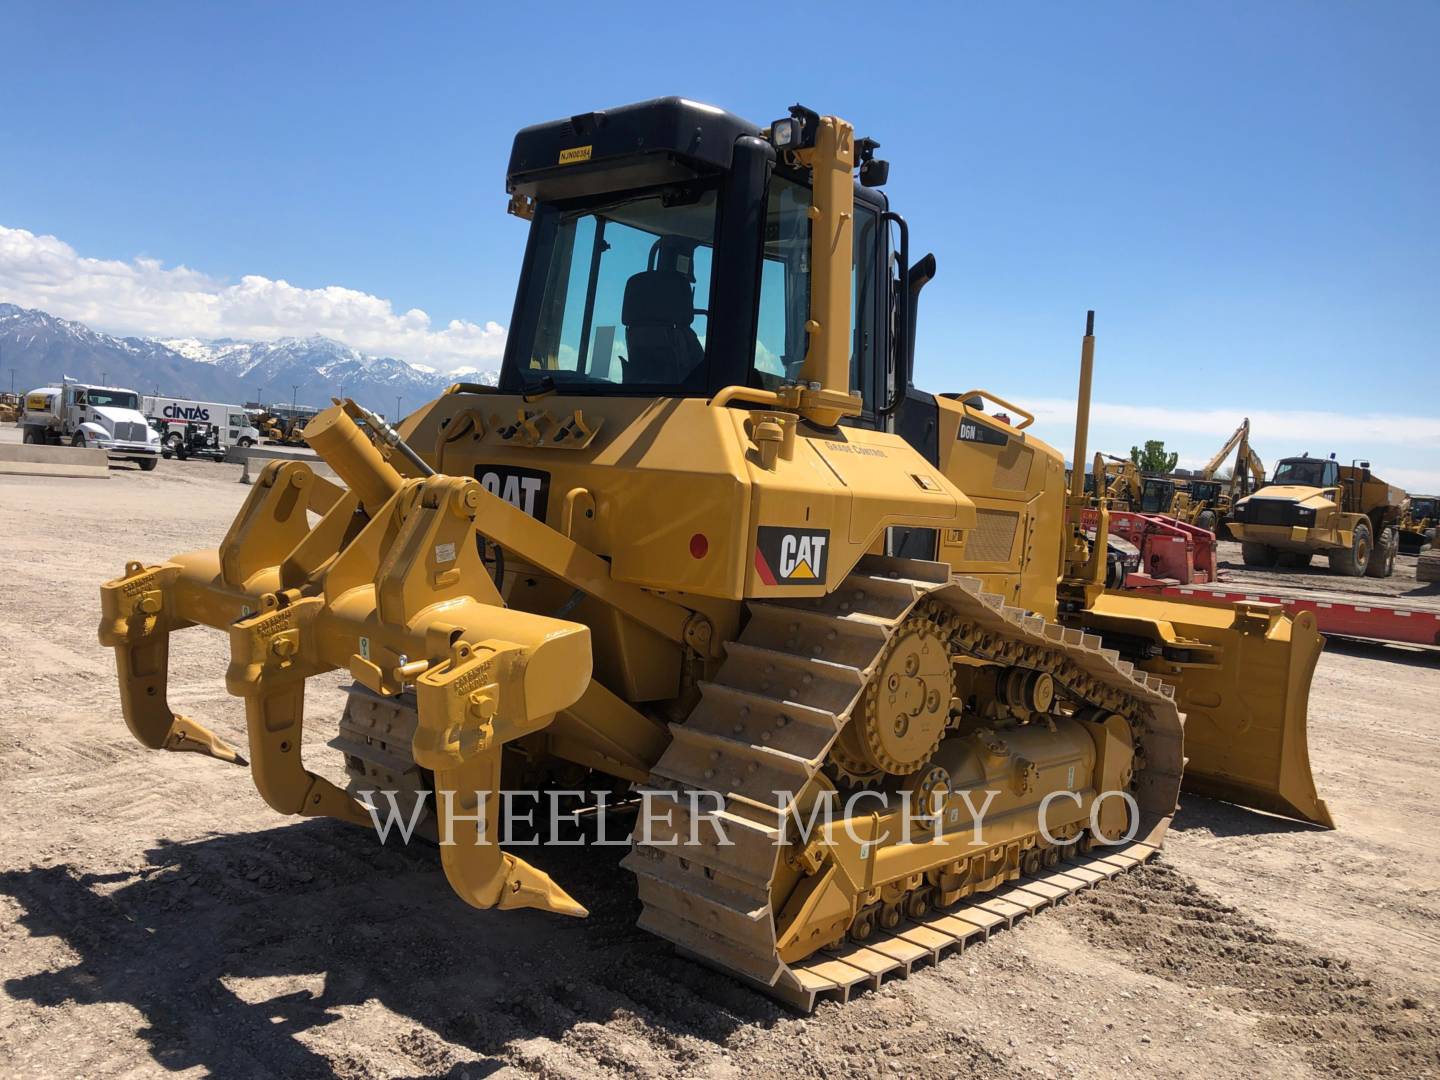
[620,270,704,385]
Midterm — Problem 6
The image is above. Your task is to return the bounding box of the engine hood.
[93,405,150,427]
[1237,485,1334,510]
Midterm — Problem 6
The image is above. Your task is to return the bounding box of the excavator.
[1201,418,1266,528]
[98,99,1330,1009]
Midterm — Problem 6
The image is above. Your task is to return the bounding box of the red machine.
[1077,508,1218,587]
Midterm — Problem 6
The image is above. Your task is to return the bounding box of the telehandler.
[99,99,1329,1009]
[1230,454,1406,577]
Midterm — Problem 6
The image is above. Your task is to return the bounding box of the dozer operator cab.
[503,98,919,434]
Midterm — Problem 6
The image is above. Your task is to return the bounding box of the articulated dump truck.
[99,99,1331,1010]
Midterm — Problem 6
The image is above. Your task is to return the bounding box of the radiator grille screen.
[968,509,1020,562]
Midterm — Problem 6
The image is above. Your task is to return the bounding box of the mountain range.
[0,303,498,413]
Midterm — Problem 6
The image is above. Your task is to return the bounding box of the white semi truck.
[141,395,261,453]
[21,378,161,470]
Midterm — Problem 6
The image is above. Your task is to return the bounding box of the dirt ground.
[1,448,1437,1079]
[1212,538,1440,610]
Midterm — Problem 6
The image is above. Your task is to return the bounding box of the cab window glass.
[752,176,879,409]
[851,203,879,412]
[753,175,811,387]
[525,187,715,388]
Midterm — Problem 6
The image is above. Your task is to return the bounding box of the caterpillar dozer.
[99,98,1331,1010]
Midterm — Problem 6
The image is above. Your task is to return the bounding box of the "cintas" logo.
[754,526,830,585]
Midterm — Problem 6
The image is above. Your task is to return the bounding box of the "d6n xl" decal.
[754,526,830,585]
[475,464,550,520]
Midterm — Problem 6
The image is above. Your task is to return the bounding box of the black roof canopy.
[506,97,761,202]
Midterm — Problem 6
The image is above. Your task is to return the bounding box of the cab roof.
[507,97,759,202]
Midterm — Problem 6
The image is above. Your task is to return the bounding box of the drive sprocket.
[829,610,953,780]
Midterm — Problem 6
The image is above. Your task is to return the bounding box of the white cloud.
[0,225,506,372]
[1024,399,1440,493]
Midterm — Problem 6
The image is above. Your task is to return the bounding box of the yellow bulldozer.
[98,99,1330,1010]
[0,391,20,424]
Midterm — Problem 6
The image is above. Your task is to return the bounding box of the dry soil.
[1,448,1437,1079]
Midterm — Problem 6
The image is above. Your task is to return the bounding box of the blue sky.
[3,1,1437,486]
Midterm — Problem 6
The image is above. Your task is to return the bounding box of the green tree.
[1130,440,1179,474]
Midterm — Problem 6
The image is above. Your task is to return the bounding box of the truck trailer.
[141,396,261,453]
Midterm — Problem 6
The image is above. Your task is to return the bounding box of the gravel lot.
[1,448,1436,1079]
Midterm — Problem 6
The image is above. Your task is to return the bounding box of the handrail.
[709,385,788,410]
[949,388,1035,430]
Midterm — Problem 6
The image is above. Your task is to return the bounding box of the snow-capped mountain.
[0,303,498,411]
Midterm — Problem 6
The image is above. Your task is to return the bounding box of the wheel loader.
[1230,454,1406,577]
[99,98,1330,1010]
[1399,494,1437,556]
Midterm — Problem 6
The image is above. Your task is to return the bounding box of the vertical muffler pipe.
[1069,310,1096,503]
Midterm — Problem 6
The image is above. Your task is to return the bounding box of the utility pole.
[395,395,402,422]
[292,384,300,416]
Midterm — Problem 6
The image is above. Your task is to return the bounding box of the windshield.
[1140,481,1174,513]
[502,170,881,402]
[1412,498,1437,519]
[1189,481,1221,502]
[1272,459,1334,487]
[510,183,717,391]
[81,388,139,411]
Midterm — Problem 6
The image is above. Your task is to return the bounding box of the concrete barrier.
[224,445,320,466]
[0,443,111,479]
[231,445,338,485]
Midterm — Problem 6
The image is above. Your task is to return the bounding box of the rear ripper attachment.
[99,405,596,917]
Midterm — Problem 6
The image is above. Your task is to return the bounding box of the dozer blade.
[1081,593,1334,829]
